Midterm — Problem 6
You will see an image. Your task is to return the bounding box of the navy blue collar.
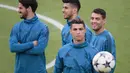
[24,14,38,24]
[96,29,108,36]
[71,41,88,48]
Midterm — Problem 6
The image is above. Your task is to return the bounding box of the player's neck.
[95,27,105,35]
[68,14,78,22]
[73,39,85,45]
[26,12,35,20]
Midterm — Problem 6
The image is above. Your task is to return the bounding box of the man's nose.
[62,8,64,13]
[92,19,97,23]
[17,9,20,13]
[77,30,80,34]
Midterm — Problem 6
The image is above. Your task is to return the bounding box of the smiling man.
[9,0,49,73]
[61,0,93,46]
[90,8,116,73]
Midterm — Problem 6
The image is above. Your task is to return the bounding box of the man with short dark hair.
[54,18,98,73]
[61,0,93,46]
[9,0,49,73]
[90,8,116,73]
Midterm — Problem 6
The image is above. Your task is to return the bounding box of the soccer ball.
[92,51,115,73]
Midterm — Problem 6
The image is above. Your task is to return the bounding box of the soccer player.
[9,0,49,73]
[90,8,116,73]
[61,0,93,46]
[54,18,98,73]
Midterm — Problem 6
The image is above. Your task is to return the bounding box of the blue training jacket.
[61,16,93,46]
[9,15,49,73]
[90,30,116,73]
[54,41,98,73]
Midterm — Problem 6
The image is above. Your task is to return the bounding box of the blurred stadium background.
[0,0,130,73]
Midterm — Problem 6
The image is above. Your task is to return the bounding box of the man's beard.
[20,15,26,19]
[19,11,28,19]
[64,15,72,20]
[93,25,102,32]
[93,28,100,32]
[93,26,103,33]
[64,16,70,20]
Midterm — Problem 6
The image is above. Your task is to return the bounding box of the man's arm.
[61,29,66,46]
[9,26,34,53]
[104,35,116,60]
[25,27,49,55]
[85,26,93,44]
[104,35,116,73]
[54,53,63,73]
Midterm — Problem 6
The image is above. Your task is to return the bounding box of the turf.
[0,0,130,73]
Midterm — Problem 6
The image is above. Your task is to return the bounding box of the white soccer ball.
[92,51,115,73]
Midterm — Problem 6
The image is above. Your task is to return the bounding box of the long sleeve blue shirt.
[90,30,116,73]
[54,41,98,73]
[9,15,49,73]
[61,17,93,46]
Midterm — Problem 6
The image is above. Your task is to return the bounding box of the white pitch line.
[0,4,63,69]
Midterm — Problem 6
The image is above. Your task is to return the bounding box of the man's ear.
[70,28,72,34]
[103,18,106,25]
[72,8,78,14]
[27,6,32,11]
[84,27,86,32]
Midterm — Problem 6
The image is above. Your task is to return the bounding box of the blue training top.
[54,41,98,73]
[90,29,116,73]
[9,15,49,73]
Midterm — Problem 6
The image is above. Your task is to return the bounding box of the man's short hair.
[19,0,38,12]
[92,8,106,19]
[70,18,85,28]
[62,0,81,12]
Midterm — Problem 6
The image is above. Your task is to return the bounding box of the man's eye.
[91,17,94,20]
[73,28,77,31]
[79,28,83,30]
[64,7,68,9]
[96,18,100,20]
